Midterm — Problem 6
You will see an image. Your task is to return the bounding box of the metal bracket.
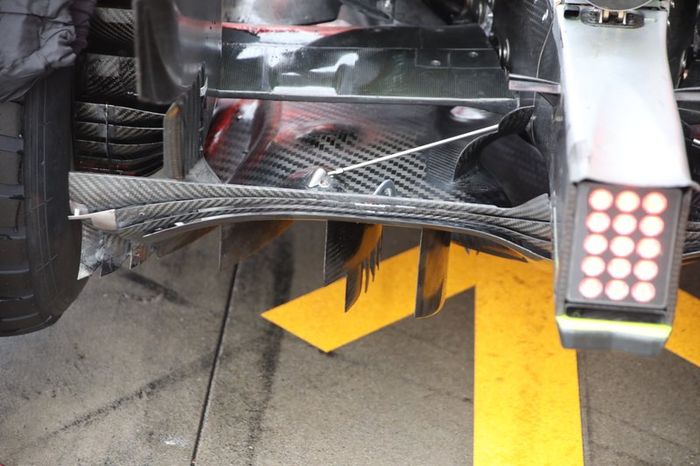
[580,8,644,28]
[69,209,118,231]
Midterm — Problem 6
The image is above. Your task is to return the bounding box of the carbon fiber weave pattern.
[75,102,164,127]
[70,172,553,257]
[209,101,514,205]
[75,139,162,158]
[205,100,282,184]
[75,122,163,144]
[71,169,700,268]
[90,7,134,48]
[74,4,165,176]
[81,54,137,100]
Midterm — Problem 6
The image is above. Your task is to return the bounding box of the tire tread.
[0,69,86,336]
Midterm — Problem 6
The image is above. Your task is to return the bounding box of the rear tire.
[0,68,86,336]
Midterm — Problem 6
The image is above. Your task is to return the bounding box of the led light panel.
[566,183,683,310]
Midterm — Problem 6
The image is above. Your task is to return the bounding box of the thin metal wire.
[675,87,700,102]
[327,124,500,176]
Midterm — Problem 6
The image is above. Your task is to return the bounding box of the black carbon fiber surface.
[75,122,163,144]
[75,102,164,127]
[493,0,553,79]
[205,100,282,184]
[90,7,134,48]
[75,108,164,174]
[69,172,553,257]
[75,152,162,170]
[71,175,700,279]
[75,7,166,176]
[70,165,700,271]
[324,221,382,284]
[479,134,549,206]
[75,139,162,158]
[324,221,383,310]
[81,54,137,100]
[218,24,514,107]
[207,101,518,206]
[454,107,535,178]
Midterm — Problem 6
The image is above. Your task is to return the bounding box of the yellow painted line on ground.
[262,244,700,365]
[262,247,421,353]
[261,246,477,352]
[667,291,700,367]
[469,253,583,466]
[262,244,698,466]
[262,246,584,466]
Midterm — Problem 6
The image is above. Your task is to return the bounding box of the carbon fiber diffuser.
[75,102,164,127]
[199,99,549,308]
[90,7,135,48]
[75,140,162,158]
[415,229,452,318]
[70,100,552,317]
[74,2,167,177]
[323,180,395,311]
[81,54,137,100]
[75,122,163,144]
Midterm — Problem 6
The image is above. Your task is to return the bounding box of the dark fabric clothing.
[0,0,95,101]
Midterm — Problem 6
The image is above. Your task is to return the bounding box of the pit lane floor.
[0,223,698,465]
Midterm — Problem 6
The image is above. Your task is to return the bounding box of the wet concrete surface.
[0,232,235,465]
[0,223,698,465]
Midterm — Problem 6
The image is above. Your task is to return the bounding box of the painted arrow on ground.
[262,245,699,466]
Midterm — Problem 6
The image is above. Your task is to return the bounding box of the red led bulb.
[612,214,637,235]
[637,238,661,259]
[584,234,608,255]
[631,282,656,303]
[634,260,659,281]
[642,192,668,215]
[605,280,630,301]
[607,258,632,279]
[579,278,603,298]
[582,256,606,277]
[586,212,611,233]
[639,216,664,237]
[610,236,635,257]
[616,191,640,213]
[589,189,614,211]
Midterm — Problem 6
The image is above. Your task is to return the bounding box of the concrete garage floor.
[0,222,698,465]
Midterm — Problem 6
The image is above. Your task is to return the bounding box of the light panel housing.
[556,182,688,354]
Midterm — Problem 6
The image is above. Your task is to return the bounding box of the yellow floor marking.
[262,245,479,352]
[262,244,698,466]
[667,291,700,367]
[262,247,422,353]
[263,244,700,365]
[263,246,584,466]
[469,252,583,466]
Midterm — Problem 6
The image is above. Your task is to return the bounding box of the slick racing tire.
[0,69,86,336]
